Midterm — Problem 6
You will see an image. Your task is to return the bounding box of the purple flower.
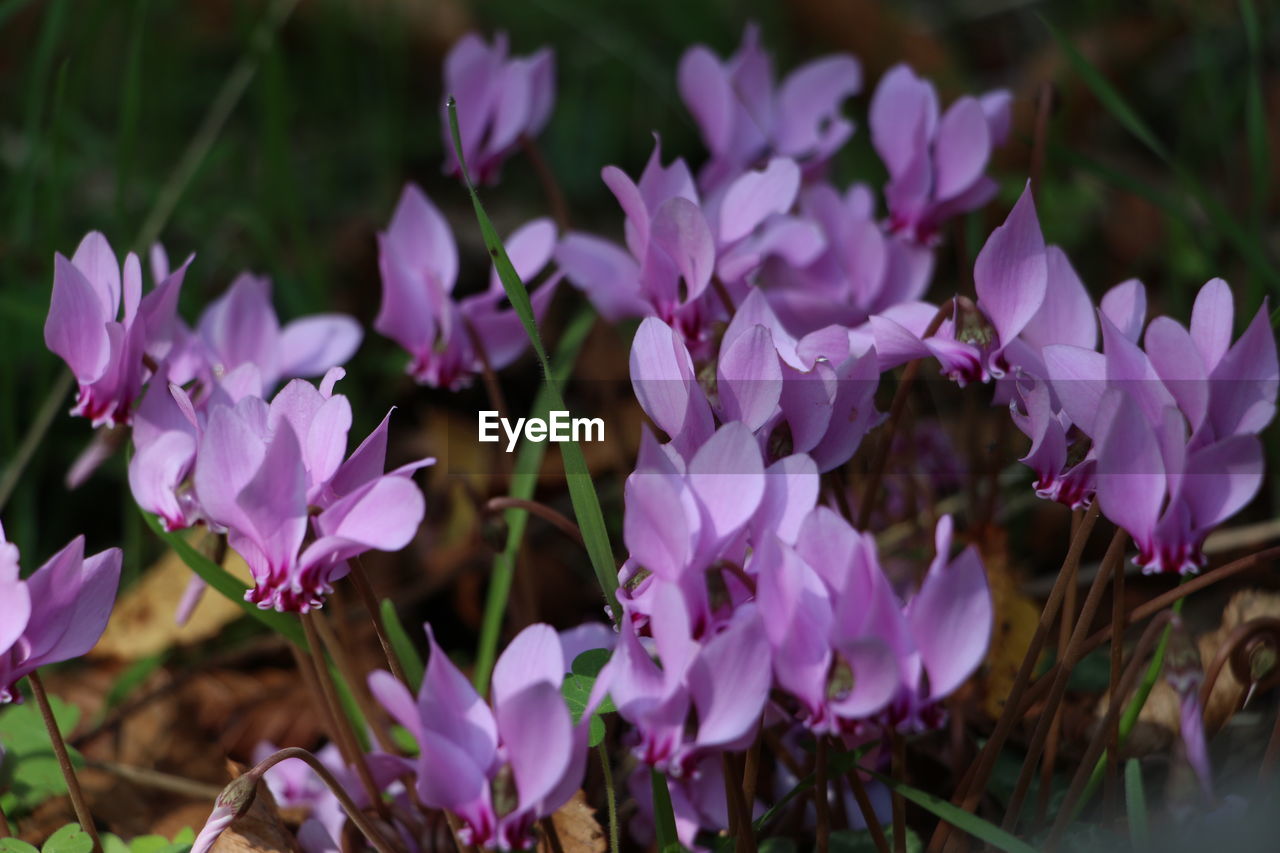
[369,623,587,850]
[755,182,933,334]
[376,183,559,390]
[442,32,554,183]
[1043,279,1276,573]
[192,273,362,396]
[44,231,190,426]
[678,23,862,191]
[757,510,990,732]
[870,64,1010,243]
[0,523,122,702]
[192,373,429,611]
[596,581,772,775]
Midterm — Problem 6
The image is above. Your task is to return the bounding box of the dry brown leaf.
[201,760,299,853]
[541,791,606,853]
[1093,588,1280,752]
[94,532,255,661]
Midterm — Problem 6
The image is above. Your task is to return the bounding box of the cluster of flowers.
[34,19,1279,853]
[44,232,429,613]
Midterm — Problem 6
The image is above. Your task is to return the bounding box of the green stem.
[599,743,619,853]
[472,305,595,694]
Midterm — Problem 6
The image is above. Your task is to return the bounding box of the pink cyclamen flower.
[442,32,554,182]
[597,581,772,776]
[193,373,430,611]
[193,272,363,397]
[678,23,862,191]
[0,522,122,702]
[376,183,559,390]
[870,64,1011,243]
[369,623,588,850]
[44,231,190,426]
[758,510,991,732]
[1043,279,1276,573]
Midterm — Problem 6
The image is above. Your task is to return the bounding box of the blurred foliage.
[1,0,1277,566]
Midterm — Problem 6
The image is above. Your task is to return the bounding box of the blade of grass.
[9,0,66,244]
[1125,759,1149,851]
[860,767,1037,853]
[446,99,618,617]
[1240,0,1269,230]
[139,510,305,646]
[115,0,148,222]
[473,304,596,693]
[379,598,425,692]
[1042,13,1280,300]
[651,768,682,853]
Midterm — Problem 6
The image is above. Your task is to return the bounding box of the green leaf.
[561,674,616,719]
[830,828,920,853]
[650,768,682,853]
[861,767,1037,853]
[473,304,597,694]
[1125,759,1149,851]
[42,823,93,853]
[390,724,420,756]
[100,835,131,853]
[0,696,82,816]
[1040,15,1170,164]
[139,511,305,647]
[572,648,611,678]
[588,714,606,748]
[0,840,39,853]
[446,101,618,618]
[380,598,425,692]
[757,839,796,853]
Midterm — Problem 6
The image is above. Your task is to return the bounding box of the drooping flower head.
[376,183,559,390]
[442,32,555,182]
[192,371,430,611]
[678,23,862,191]
[0,522,122,702]
[44,232,190,426]
[870,64,1011,244]
[369,624,588,850]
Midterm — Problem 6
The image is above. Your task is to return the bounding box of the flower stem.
[540,817,566,853]
[815,738,831,853]
[519,134,570,232]
[348,557,409,688]
[598,743,619,853]
[27,672,102,853]
[722,752,756,853]
[0,798,11,838]
[1001,527,1128,832]
[299,613,389,822]
[891,733,906,853]
[485,497,583,546]
[248,747,397,853]
[932,501,1100,853]
[844,760,890,853]
[311,608,397,753]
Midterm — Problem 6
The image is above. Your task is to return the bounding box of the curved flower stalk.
[441,32,554,183]
[376,182,560,389]
[44,231,191,427]
[0,522,122,702]
[369,623,588,850]
[191,371,431,611]
[678,23,862,192]
[870,64,1011,244]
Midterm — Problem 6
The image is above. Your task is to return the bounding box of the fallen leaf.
[94,532,254,661]
[541,791,606,853]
